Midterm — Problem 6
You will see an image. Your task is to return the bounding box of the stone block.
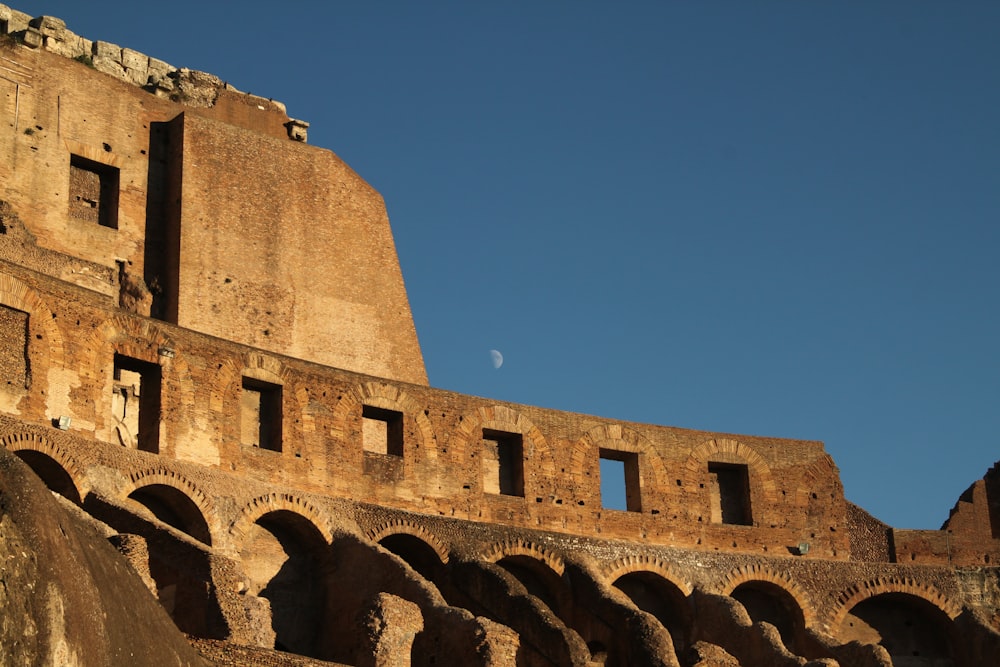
[286,119,309,142]
[92,40,121,59]
[124,67,149,87]
[92,55,126,80]
[147,57,174,76]
[121,47,146,70]
[28,15,66,37]
[20,26,41,48]
[5,8,31,33]
[44,32,88,59]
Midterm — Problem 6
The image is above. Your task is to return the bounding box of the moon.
[489,349,503,369]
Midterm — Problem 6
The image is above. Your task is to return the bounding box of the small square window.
[483,429,523,497]
[362,405,403,457]
[69,154,119,229]
[241,377,282,452]
[599,449,641,512]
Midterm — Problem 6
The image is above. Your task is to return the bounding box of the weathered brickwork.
[1,8,999,666]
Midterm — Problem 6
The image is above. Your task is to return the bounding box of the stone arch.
[825,577,960,634]
[330,381,437,460]
[716,563,814,624]
[236,502,333,657]
[78,315,196,454]
[717,564,813,652]
[80,314,174,373]
[367,520,449,564]
[570,424,672,511]
[230,492,333,549]
[121,467,219,546]
[601,555,693,597]
[0,430,88,501]
[451,405,554,494]
[682,438,778,524]
[606,558,693,655]
[481,539,565,577]
[209,351,290,412]
[483,542,571,622]
[0,273,67,372]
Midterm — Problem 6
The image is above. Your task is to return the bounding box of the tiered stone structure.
[1,7,998,666]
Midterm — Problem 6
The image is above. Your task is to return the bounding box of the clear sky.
[20,2,1000,529]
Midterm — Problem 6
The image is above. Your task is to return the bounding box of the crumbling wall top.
[0,5,309,142]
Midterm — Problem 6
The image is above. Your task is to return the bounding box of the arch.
[230,492,332,549]
[682,438,779,524]
[495,554,568,619]
[12,450,82,504]
[239,507,332,657]
[378,534,446,583]
[77,315,197,454]
[450,405,554,493]
[826,577,960,634]
[835,591,958,664]
[0,431,88,500]
[601,555,693,597]
[367,520,449,564]
[570,424,672,510]
[481,539,565,576]
[127,485,212,545]
[122,468,217,545]
[0,273,67,374]
[208,351,290,412]
[717,563,816,630]
[611,570,692,654]
[330,381,437,460]
[208,352,310,455]
[730,581,807,653]
[79,314,174,375]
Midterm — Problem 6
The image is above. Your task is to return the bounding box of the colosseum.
[1,7,998,666]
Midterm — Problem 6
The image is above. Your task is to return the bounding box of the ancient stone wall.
[1,8,999,666]
[0,24,426,385]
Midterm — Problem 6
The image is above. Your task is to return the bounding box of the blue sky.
[21,2,1000,529]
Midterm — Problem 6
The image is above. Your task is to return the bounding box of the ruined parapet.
[0,5,307,141]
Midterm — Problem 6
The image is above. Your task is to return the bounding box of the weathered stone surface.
[0,448,207,666]
[1,7,999,667]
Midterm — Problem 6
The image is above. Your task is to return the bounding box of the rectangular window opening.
[599,448,641,512]
[241,377,282,452]
[483,429,523,497]
[69,154,120,229]
[708,462,752,525]
[112,354,161,453]
[362,405,403,457]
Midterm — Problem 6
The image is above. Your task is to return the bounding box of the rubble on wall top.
[0,4,309,142]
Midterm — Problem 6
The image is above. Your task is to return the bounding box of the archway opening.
[614,571,690,653]
[730,581,805,653]
[240,510,330,658]
[128,484,212,545]
[378,533,443,582]
[13,450,81,504]
[126,484,215,635]
[497,555,566,618]
[838,593,955,666]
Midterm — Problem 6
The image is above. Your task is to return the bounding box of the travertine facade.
[1,8,998,666]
